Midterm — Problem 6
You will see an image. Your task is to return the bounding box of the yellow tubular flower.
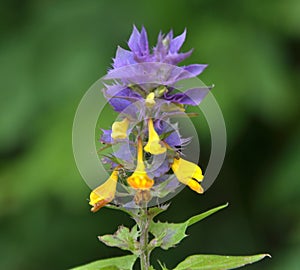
[171,158,204,194]
[127,138,154,189]
[111,118,129,140]
[145,92,156,108]
[144,118,167,155]
[89,168,119,212]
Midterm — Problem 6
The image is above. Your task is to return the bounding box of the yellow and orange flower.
[111,118,129,140]
[89,168,119,212]
[171,158,204,194]
[127,138,154,189]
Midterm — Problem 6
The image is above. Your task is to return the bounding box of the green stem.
[138,206,151,270]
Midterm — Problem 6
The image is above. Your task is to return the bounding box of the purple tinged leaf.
[167,29,173,41]
[128,25,140,53]
[103,85,142,113]
[101,157,119,169]
[140,26,149,55]
[147,158,171,178]
[164,131,182,147]
[113,46,134,68]
[114,143,136,164]
[169,29,186,53]
[100,129,113,144]
[166,49,193,64]
[164,87,210,106]
[183,64,208,76]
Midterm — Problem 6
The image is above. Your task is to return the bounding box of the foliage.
[71,204,268,269]
[71,255,137,270]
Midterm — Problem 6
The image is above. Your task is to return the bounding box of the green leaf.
[173,254,270,270]
[186,203,229,226]
[149,203,228,250]
[70,255,138,270]
[98,225,140,254]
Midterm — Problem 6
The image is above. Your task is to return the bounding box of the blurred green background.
[1,0,300,269]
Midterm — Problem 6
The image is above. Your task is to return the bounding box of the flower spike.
[127,138,154,189]
[171,158,204,194]
[144,118,167,155]
[89,167,119,212]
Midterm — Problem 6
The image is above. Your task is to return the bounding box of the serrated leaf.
[98,225,140,254]
[149,221,187,250]
[70,255,138,270]
[149,203,228,250]
[173,254,270,270]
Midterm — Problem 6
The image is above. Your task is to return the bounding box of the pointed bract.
[169,29,186,53]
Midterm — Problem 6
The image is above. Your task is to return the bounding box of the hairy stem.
[138,206,151,270]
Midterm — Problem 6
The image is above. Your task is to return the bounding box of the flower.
[171,158,204,194]
[127,138,154,189]
[111,118,129,140]
[144,118,167,155]
[89,168,119,212]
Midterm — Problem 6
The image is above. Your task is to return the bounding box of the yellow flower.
[145,92,156,108]
[111,118,129,140]
[127,138,154,189]
[144,118,167,155]
[89,168,119,212]
[171,158,204,194]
